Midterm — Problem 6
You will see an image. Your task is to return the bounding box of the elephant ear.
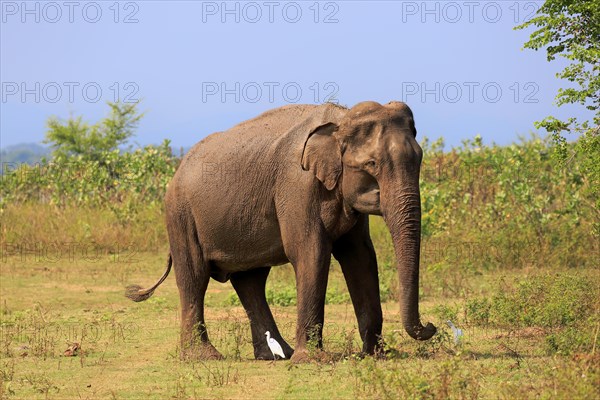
[301,122,342,191]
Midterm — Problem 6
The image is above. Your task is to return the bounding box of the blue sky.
[0,1,592,150]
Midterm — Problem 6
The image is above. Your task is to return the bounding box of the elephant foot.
[290,348,332,363]
[290,348,310,363]
[353,350,384,360]
[352,347,400,360]
[180,343,224,361]
[371,345,388,360]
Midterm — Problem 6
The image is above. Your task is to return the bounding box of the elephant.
[126,101,436,362]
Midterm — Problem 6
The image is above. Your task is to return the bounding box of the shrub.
[489,273,597,329]
[466,272,600,355]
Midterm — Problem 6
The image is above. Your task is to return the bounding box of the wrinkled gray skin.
[126,101,436,362]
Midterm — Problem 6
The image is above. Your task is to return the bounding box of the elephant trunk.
[381,187,436,341]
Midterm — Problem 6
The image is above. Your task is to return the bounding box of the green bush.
[1,140,177,216]
[545,324,597,355]
[227,284,350,307]
[419,134,596,270]
[351,356,480,399]
[488,273,597,329]
[2,115,597,278]
[465,272,600,355]
[325,287,351,305]
[465,298,491,326]
[227,286,297,307]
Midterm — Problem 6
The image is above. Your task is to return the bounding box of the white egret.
[446,320,463,345]
[265,331,286,360]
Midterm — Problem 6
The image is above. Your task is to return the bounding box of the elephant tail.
[125,254,172,302]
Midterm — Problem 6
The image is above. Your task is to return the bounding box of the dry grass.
[1,247,598,399]
[1,203,166,254]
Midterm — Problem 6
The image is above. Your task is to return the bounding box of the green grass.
[1,243,598,399]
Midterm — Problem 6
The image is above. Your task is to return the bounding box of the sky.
[0,0,593,150]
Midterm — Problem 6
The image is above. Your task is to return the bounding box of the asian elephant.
[126,101,436,361]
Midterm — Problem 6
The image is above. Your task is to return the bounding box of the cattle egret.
[446,320,463,345]
[265,331,286,360]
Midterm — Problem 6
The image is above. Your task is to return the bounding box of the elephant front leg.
[288,241,332,362]
[332,216,383,355]
[230,267,294,360]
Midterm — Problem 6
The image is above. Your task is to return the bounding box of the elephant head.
[302,101,436,341]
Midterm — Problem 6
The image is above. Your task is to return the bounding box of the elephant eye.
[364,160,376,170]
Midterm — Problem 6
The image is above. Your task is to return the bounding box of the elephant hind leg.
[167,212,222,361]
[231,267,294,360]
[176,267,222,361]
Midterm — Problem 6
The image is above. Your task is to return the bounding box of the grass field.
[2,135,599,398]
[1,217,598,399]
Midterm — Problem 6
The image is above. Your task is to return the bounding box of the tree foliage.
[516,0,599,234]
[516,0,599,113]
[1,102,177,221]
[44,102,143,163]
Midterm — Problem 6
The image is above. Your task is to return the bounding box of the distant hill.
[0,143,192,167]
[1,143,50,165]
